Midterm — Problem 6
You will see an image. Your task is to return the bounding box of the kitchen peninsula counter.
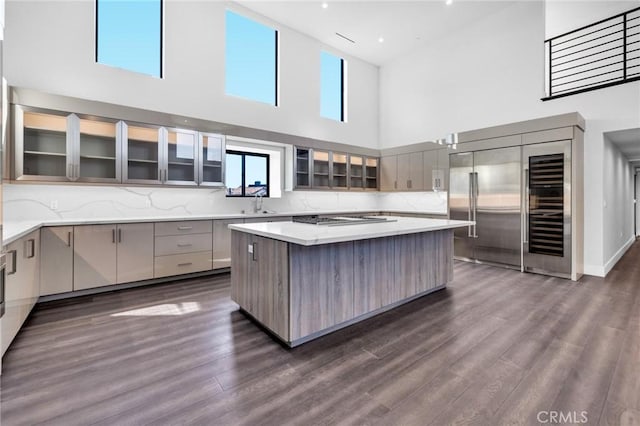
[230,217,473,347]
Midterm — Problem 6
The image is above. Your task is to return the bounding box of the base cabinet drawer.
[154,251,213,278]
[155,233,212,256]
[155,221,212,236]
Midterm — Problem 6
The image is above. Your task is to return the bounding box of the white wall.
[3,1,379,148]
[378,1,640,275]
[545,1,639,38]
[603,137,636,273]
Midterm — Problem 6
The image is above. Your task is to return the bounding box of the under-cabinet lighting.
[322,2,328,8]
[378,37,384,43]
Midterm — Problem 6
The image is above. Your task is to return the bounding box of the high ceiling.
[236,1,518,66]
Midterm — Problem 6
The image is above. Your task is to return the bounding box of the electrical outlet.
[50,200,58,210]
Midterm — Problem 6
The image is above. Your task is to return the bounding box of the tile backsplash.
[3,183,447,222]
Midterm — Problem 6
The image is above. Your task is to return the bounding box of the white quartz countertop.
[2,210,448,246]
[228,217,473,246]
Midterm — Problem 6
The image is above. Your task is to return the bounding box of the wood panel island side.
[229,217,473,347]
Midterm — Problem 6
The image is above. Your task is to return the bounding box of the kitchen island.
[229,216,473,347]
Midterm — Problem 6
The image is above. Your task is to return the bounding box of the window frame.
[320,51,346,122]
[94,0,164,78]
[225,150,270,198]
[224,10,279,106]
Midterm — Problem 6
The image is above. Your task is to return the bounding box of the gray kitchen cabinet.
[396,152,424,190]
[382,153,423,191]
[422,148,450,192]
[14,106,123,183]
[380,155,398,191]
[2,230,41,355]
[116,223,154,284]
[40,226,73,296]
[73,224,117,290]
[198,132,225,186]
[74,223,153,290]
[213,219,238,269]
[154,220,213,278]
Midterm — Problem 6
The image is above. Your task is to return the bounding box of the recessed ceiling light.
[378,37,384,43]
[321,2,328,8]
[446,0,453,5]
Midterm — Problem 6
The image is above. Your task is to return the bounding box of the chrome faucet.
[253,193,263,213]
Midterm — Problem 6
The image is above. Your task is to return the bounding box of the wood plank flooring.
[1,241,639,425]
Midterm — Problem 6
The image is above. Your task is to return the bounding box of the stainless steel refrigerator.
[449,141,572,278]
[450,147,522,269]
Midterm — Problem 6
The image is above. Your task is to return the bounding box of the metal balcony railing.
[543,6,640,100]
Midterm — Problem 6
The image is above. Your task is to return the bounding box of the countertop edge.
[2,210,449,246]
[228,219,471,246]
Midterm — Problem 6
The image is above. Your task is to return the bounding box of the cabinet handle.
[158,169,162,181]
[27,239,35,258]
[67,231,72,247]
[252,242,257,261]
[177,243,192,248]
[177,262,193,267]
[394,180,397,189]
[75,164,80,179]
[408,180,412,189]
[118,228,122,243]
[7,249,17,275]
[112,229,116,243]
[178,226,193,231]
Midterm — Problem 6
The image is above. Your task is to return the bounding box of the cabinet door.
[165,128,198,186]
[294,147,311,189]
[331,152,348,189]
[2,230,40,355]
[199,133,225,186]
[116,223,154,284]
[73,225,117,290]
[75,116,121,183]
[397,153,423,190]
[213,219,243,269]
[122,123,162,184]
[40,226,74,296]
[349,155,364,189]
[379,156,397,191]
[312,150,330,188]
[422,150,438,191]
[364,157,379,190]
[14,107,74,181]
[437,148,450,191]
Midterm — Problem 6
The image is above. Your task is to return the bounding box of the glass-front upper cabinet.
[165,128,198,186]
[15,106,73,181]
[313,150,330,187]
[199,132,225,186]
[74,115,121,183]
[365,157,379,189]
[122,122,162,184]
[331,153,348,189]
[294,147,311,188]
[349,155,364,189]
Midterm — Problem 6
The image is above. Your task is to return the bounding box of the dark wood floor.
[1,243,639,426]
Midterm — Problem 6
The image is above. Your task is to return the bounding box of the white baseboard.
[583,264,605,277]
[604,235,636,276]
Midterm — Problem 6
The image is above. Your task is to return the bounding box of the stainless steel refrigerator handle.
[468,172,473,237]
[473,172,478,238]
[523,169,529,244]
